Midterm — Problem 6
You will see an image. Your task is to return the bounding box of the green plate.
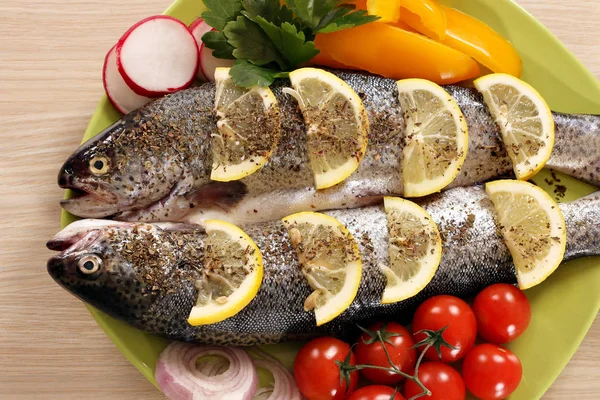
[60,0,600,398]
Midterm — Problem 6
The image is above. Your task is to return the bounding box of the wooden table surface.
[1,1,599,398]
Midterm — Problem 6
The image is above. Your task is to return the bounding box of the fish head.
[59,121,186,218]
[46,219,195,322]
[46,219,151,320]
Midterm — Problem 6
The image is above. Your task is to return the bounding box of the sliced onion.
[196,356,230,377]
[156,343,258,400]
[252,358,302,400]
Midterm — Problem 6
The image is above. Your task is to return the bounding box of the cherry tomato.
[293,337,358,400]
[346,385,405,400]
[462,344,522,399]
[403,362,466,400]
[412,295,477,362]
[472,283,531,344]
[355,322,417,385]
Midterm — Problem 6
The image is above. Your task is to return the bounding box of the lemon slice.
[286,68,369,189]
[187,219,263,325]
[367,0,401,22]
[396,79,469,197]
[486,180,566,289]
[474,73,555,180]
[282,212,362,325]
[381,196,442,303]
[212,67,280,182]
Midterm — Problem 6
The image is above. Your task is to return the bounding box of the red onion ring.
[155,343,258,400]
[253,358,303,400]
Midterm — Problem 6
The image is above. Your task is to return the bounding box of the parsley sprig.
[201,0,379,87]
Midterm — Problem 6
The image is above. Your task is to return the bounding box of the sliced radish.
[189,20,235,83]
[117,15,199,97]
[189,18,213,81]
[103,45,152,114]
[200,39,235,82]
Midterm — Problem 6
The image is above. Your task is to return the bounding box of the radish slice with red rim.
[199,41,235,82]
[155,343,258,400]
[117,15,199,97]
[188,21,235,83]
[189,18,213,82]
[102,45,152,114]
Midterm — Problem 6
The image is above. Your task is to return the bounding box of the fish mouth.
[46,219,137,286]
[46,234,83,252]
[46,223,96,281]
[46,219,135,280]
[47,219,131,253]
[47,256,64,276]
[59,180,122,218]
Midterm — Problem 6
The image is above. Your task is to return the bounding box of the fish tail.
[547,113,600,187]
[562,190,600,259]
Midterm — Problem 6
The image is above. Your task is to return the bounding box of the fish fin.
[189,181,248,210]
[154,222,206,232]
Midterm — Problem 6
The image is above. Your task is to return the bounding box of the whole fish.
[47,186,600,345]
[58,71,600,225]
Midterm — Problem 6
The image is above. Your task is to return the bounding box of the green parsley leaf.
[201,31,235,59]
[224,16,288,69]
[202,0,379,86]
[285,0,336,29]
[316,8,380,33]
[285,1,378,34]
[201,0,244,30]
[314,4,354,31]
[253,17,319,67]
[241,0,295,26]
[312,0,345,24]
[229,60,288,87]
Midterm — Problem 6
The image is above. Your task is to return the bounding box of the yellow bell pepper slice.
[311,51,358,70]
[400,0,447,40]
[367,0,401,23]
[315,22,480,84]
[441,6,522,77]
[390,20,420,34]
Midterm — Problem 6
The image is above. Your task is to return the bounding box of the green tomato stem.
[338,326,453,399]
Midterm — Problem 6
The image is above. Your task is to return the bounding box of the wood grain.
[0,1,598,398]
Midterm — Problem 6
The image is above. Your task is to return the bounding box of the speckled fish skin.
[546,112,600,186]
[47,186,600,346]
[58,71,600,225]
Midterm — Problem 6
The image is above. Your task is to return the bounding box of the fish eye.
[89,156,110,176]
[77,255,102,276]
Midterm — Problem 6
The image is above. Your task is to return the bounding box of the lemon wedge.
[211,67,280,182]
[474,73,555,180]
[286,68,369,189]
[381,196,442,303]
[396,78,469,197]
[187,219,263,325]
[486,180,566,289]
[282,212,362,326]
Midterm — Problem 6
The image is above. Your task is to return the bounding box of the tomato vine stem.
[336,325,455,399]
